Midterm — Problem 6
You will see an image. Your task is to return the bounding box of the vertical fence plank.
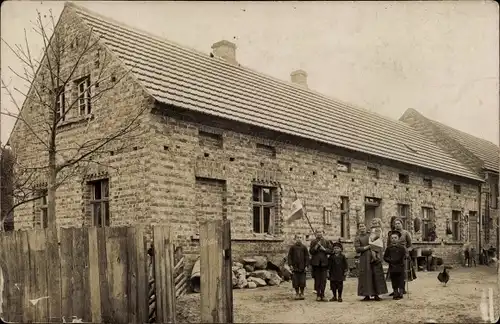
[72,227,85,321]
[153,227,165,324]
[200,220,222,323]
[21,230,33,323]
[60,228,74,321]
[127,227,138,323]
[97,227,111,323]
[135,226,148,324]
[14,231,25,322]
[31,229,49,322]
[153,226,176,323]
[127,226,148,324]
[46,228,62,322]
[200,220,233,323]
[222,220,234,323]
[105,227,129,324]
[87,227,102,323]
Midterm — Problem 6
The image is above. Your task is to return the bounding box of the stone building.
[401,108,499,257]
[8,3,487,266]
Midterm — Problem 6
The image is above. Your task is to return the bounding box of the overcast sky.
[1,1,498,146]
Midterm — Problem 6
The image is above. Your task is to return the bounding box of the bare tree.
[1,10,146,230]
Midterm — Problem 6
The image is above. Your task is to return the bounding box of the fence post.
[153,226,176,324]
[200,219,233,323]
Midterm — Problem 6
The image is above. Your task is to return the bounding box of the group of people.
[287,217,415,302]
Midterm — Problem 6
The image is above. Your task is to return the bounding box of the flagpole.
[291,187,316,234]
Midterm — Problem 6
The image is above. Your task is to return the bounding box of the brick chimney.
[211,40,237,64]
[291,70,308,88]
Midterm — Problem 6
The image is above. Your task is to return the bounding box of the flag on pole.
[286,199,305,224]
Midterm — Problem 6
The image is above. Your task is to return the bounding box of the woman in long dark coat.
[354,223,388,301]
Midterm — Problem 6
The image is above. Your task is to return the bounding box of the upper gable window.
[77,77,92,116]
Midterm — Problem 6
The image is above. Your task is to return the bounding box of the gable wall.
[9,7,155,229]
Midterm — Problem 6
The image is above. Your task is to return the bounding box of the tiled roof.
[408,109,499,172]
[67,3,483,181]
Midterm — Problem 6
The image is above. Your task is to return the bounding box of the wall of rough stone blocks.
[148,106,482,268]
[9,7,155,229]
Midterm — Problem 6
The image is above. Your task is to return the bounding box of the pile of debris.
[232,256,290,289]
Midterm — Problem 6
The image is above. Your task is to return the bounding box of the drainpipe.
[478,184,483,259]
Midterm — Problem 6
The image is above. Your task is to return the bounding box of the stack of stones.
[232,256,290,289]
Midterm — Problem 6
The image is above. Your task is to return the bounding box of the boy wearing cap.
[327,240,348,302]
[383,230,407,300]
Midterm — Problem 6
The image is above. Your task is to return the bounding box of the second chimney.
[290,70,308,88]
[211,40,237,64]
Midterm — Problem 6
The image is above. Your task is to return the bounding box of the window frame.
[421,207,434,241]
[340,196,350,239]
[252,185,276,234]
[34,191,48,229]
[367,167,379,179]
[451,210,461,241]
[54,86,66,122]
[89,179,110,227]
[453,184,461,194]
[397,203,410,230]
[77,77,92,116]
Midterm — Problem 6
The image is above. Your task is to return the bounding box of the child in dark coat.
[383,230,407,299]
[327,241,348,302]
[288,234,310,300]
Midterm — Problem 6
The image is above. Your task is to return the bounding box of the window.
[399,173,409,184]
[252,185,276,234]
[423,178,432,188]
[453,184,461,194]
[54,87,65,122]
[89,179,110,227]
[33,190,48,229]
[77,77,91,115]
[198,130,223,149]
[367,167,379,179]
[452,210,461,241]
[340,196,350,239]
[397,204,410,230]
[337,161,351,173]
[421,207,435,242]
[491,181,498,209]
[256,143,276,158]
[323,207,332,225]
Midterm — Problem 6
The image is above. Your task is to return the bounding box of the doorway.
[364,197,382,228]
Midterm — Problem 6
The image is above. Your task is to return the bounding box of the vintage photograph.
[0,1,499,323]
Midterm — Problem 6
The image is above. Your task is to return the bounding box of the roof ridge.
[415,108,499,148]
[65,2,416,132]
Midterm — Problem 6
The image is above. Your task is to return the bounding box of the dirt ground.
[177,265,499,324]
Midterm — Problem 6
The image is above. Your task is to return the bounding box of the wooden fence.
[0,225,182,323]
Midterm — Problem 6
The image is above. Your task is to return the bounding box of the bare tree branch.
[3,9,149,228]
